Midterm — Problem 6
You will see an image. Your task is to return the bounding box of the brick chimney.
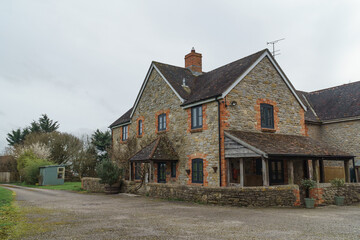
[185,47,202,75]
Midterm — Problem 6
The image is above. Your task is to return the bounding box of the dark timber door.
[269,159,284,185]
[158,162,166,183]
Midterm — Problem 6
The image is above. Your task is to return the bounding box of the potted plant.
[330,178,345,206]
[96,159,121,194]
[301,179,317,208]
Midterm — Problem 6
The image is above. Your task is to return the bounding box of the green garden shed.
[39,165,65,186]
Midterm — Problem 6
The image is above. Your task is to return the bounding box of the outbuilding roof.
[300,81,360,122]
[225,130,353,159]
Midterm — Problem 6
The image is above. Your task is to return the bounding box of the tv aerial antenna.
[267,38,285,58]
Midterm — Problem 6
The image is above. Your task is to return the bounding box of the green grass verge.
[13,182,83,192]
[0,186,17,239]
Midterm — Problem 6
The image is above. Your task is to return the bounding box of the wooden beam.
[319,159,325,183]
[344,160,350,183]
[312,159,320,183]
[288,159,294,185]
[226,159,230,187]
[308,160,313,180]
[240,158,244,187]
[262,157,269,186]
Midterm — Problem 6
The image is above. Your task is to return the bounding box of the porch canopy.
[224,130,355,186]
[225,130,354,160]
[129,136,179,162]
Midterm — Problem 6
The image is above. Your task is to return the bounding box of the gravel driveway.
[3,184,360,239]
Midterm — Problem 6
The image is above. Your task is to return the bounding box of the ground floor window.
[192,159,203,183]
[269,159,284,185]
[158,162,166,183]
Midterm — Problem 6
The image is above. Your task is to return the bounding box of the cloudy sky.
[1,0,360,152]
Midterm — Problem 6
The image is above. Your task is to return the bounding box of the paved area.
[2,184,360,239]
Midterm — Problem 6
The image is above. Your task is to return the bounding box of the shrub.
[301,179,317,198]
[17,150,38,180]
[22,159,54,185]
[95,159,121,186]
[330,178,345,188]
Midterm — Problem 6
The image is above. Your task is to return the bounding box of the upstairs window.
[260,104,274,129]
[158,113,167,131]
[192,158,203,184]
[191,105,203,129]
[138,120,143,136]
[122,125,128,141]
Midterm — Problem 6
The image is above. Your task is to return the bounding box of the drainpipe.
[217,98,222,187]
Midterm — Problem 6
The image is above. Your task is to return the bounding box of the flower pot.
[334,196,345,206]
[104,183,121,194]
[304,198,315,208]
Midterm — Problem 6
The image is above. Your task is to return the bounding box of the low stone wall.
[81,177,105,193]
[144,183,300,207]
[310,183,360,206]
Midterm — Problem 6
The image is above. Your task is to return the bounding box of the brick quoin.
[219,100,230,187]
[186,153,209,186]
[293,189,301,206]
[255,98,279,132]
[310,187,325,206]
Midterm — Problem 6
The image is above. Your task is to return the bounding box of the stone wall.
[145,183,300,207]
[81,177,105,193]
[113,69,221,187]
[307,120,360,167]
[226,57,306,136]
[310,183,360,205]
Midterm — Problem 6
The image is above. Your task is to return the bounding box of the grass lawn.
[14,182,83,192]
[0,186,17,239]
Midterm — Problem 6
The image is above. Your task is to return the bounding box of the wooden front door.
[269,159,284,185]
[158,162,166,183]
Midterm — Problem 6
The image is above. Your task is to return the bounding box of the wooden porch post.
[239,158,244,187]
[226,159,230,187]
[308,160,313,180]
[150,161,154,182]
[312,159,320,183]
[319,159,325,183]
[288,159,294,185]
[262,157,269,186]
[344,160,350,183]
[129,162,132,181]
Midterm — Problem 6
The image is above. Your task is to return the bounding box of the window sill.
[261,128,276,133]
[136,135,143,138]
[157,130,167,134]
[190,128,203,133]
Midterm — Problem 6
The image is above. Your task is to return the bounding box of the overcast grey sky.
[1,0,360,152]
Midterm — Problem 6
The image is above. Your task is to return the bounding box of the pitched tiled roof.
[153,62,196,100]
[129,136,178,162]
[226,130,353,159]
[301,81,360,121]
[109,107,133,128]
[183,49,268,105]
[296,90,320,122]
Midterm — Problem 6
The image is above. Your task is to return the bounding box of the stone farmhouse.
[110,48,358,190]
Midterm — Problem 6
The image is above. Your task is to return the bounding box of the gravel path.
[3,184,360,239]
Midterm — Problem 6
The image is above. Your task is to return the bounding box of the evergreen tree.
[91,129,111,162]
